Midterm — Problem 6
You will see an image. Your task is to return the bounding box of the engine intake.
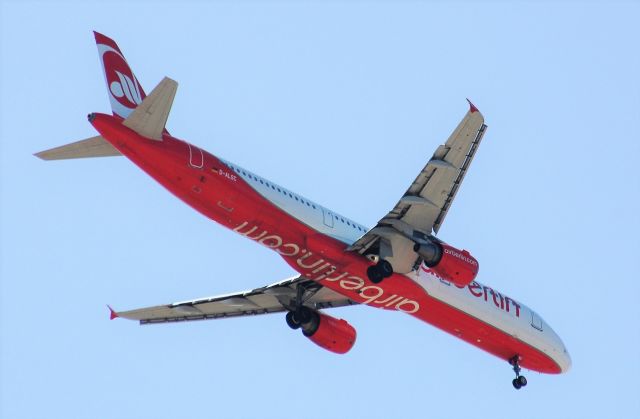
[300,311,357,354]
[414,241,479,287]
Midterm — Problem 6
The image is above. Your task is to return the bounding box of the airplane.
[35,32,571,389]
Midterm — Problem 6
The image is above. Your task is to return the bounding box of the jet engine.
[286,309,356,354]
[413,241,479,287]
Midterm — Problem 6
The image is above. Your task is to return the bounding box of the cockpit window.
[531,311,543,331]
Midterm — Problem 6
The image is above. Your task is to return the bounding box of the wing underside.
[347,102,487,272]
[114,276,358,325]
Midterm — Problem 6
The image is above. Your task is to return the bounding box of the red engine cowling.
[301,312,357,354]
[433,243,479,287]
[415,241,479,287]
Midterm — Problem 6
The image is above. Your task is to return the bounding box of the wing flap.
[432,121,487,233]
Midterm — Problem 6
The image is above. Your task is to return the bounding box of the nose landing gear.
[509,355,528,390]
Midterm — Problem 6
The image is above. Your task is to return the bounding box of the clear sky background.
[2,1,639,418]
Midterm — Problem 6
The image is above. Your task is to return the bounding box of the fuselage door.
[187,142,204,168]
[531,311,543,331]
[322,209,334,228]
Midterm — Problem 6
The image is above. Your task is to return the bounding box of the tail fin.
[94,31,146,119]
[34,33,176,160]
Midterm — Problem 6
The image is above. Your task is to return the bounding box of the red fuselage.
[91,112,566,374]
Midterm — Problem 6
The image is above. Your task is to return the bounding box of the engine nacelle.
[414,241,479,287]
[301,311,357,354]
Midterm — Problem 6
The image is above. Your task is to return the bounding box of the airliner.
[36,32,571,389]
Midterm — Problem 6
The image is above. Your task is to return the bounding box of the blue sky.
[2,1,639,418]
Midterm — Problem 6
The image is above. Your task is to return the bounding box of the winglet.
[466,98,479,113]
[107,305,119,320]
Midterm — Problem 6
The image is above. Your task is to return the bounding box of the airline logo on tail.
[94,32,146,119]
[109,68,142,107]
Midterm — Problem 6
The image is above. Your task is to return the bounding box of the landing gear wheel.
[285,311,301,330]
[517,375,527,387]
[286,283,322,336]
[296,306,313,323]
[379,259,393,277]
[367,259,394,283]
[367,265,384,284]
[512,378,522,390]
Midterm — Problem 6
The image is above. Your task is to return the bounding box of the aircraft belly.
[411,268,562,373]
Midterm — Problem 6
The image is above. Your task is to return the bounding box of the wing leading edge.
[112,276,358,325]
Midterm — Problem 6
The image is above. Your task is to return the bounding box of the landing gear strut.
[509,355,528,390]
[366,259,394,284]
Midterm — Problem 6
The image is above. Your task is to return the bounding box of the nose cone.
[545,320,572,373]
[557,344,572,373]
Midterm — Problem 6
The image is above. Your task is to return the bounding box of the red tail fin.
[94,31,146,119]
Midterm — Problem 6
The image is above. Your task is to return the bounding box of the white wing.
[112,276,358,325]
[348,102,487,272]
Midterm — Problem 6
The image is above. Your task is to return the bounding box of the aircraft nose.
[551,326,572,373]
[543,318,572,373]
[559,346,572,373]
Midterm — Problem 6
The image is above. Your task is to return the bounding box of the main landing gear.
[366,259,394,284]
[285,281,319,330]
[509,355,528,390]
[285,306,315,330]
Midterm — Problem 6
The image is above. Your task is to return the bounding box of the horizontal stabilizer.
[122,77,177,141]
[34,135,121,160]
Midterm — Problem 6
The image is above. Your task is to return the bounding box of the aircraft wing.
[347,101,487,268]
[112,276,358,325]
